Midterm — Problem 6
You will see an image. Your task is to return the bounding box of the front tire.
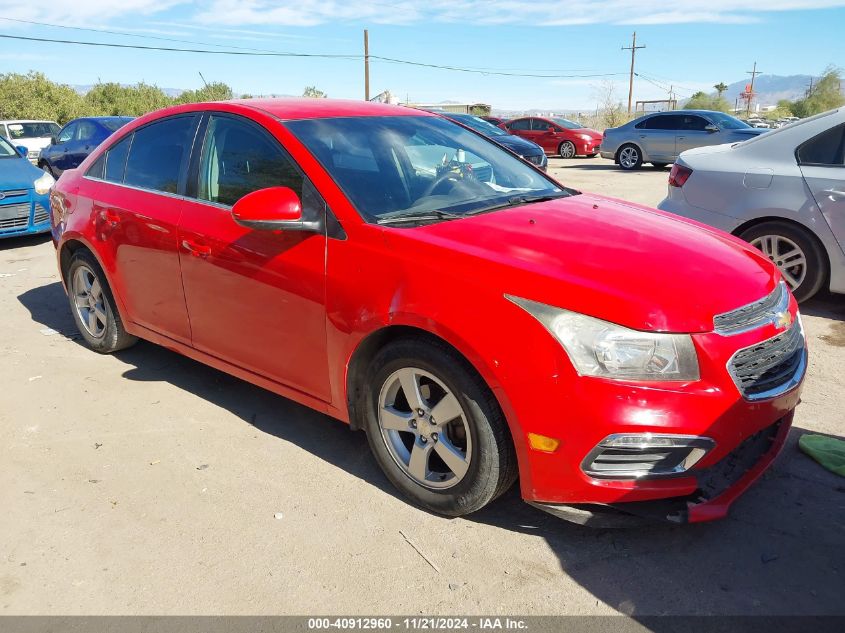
[617,144,643,170]
[362,338,517,516]
[740,221,827,302]
[66,250,137,353]
[39,161,54,178]
[558,141,577,158]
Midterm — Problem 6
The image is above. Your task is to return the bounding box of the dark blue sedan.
[0,135,54,239]
[39,116,133,177]
[427,111,548,171]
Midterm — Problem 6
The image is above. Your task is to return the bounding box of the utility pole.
[622,31,645,114]
[363,29,370,101]
[746,61,762,118]
[806,77,814,96]
[668,85,676,109]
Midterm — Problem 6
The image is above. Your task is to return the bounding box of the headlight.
[33,171,54,195]
[507,295,700,381]
[578,133,594,140]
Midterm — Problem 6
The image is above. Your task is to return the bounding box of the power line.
[0,32,629,79]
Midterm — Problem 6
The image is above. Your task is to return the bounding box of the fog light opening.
[582,434,715,479]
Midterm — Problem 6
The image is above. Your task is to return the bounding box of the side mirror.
[547,126,556,133]
[232,186,321,232]
[704,124,719,133]
[15,145,28,157]
[50,136,58,145]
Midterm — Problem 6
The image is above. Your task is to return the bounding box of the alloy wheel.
[750,234,807,290]
[71,264,108,338]
[377,367,472,490]
[560,141,576,158]
[619,146,639,169]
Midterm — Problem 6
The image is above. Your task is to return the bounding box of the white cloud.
[190,0,845,27]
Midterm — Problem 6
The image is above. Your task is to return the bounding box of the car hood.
[576,127,602,139]
[0,156,42,189]
[405,193,777,333]
[491,133,544,156]
[731,128,767,137]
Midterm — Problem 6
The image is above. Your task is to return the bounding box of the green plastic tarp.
[799,434,845,477]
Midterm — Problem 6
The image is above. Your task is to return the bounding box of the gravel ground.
[1,156,843,616]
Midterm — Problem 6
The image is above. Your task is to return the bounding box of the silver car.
[658,107,845,302]
[601,110,766,170]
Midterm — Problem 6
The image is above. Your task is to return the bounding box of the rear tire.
[739,221,827,302]
[66,250,137,353]
[617,144,642,170]
[362,338,517,516]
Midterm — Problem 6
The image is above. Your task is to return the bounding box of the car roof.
[227,98,429,120]
[0,119,57,124]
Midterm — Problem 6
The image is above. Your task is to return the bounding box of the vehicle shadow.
[0,232,51,251]
[467,424,845,617]
[16,282,845,618]
[552,163,667,172]
[802,290,845,323]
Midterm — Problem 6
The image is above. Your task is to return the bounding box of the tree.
[469,104,491,116]
[85,81,170,116]
[303,86,327,98]
[713,82,728,97]
[0,71,85,124]
[591,80,626,129]
[684,91,731,113]
[175,82,234,104]
[790,66,844,117]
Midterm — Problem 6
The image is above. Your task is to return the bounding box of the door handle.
[181,239,211,258]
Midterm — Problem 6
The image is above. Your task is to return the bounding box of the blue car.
[39,116,133,178]
[0,135,54,239]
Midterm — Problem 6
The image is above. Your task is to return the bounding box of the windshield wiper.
[465,192,570,216]
[377,209,462,226]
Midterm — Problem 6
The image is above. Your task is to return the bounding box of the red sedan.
[506,116,602,158]
[50,99,806,524]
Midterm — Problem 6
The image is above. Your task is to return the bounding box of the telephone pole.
[622,31,645,114]
[746,61,762,118]
[363,29,370,101]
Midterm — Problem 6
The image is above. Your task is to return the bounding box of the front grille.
[728,321,805,400]
[33,204,49,225]
[714,282,789,335]
[0,202,32,230]
[1,189,28,199]
[697,420,782,499]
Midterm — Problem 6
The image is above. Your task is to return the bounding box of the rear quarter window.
[123,116,197,194]
[796,123,845,166]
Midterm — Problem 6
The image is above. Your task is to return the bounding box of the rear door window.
[643,115,683,130]
[508,119,531,131]
[123,116,197,194]
[76,121,99,141]
[797,124,845,166]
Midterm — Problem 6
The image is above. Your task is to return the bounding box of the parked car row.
[46,98,808,526]
[1,115,132,239]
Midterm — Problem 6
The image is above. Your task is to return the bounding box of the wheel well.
[731,216,831,284]
[346,325,492,431]
[615,142,640,161]
[59,239,89,284]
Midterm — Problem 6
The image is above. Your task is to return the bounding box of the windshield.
[0,135,20,158]
[4,122,59,139]
[448,114,508,137]
[551,118,583,130]
[101,117,133,132]
[706,112,750,130]
[285,115,566,223]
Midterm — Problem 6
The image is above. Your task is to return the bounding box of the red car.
[506,116,603,158]
[50,99,806,525]
[480,115,508,131]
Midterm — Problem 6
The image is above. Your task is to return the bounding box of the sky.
[0,1,843,111]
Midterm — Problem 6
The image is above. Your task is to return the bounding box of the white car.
[0,120,61,164]
[658,107,845,302]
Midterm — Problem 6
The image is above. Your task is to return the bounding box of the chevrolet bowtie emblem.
[774,311,793,330]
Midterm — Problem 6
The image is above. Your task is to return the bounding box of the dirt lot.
[1,156,843,617]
